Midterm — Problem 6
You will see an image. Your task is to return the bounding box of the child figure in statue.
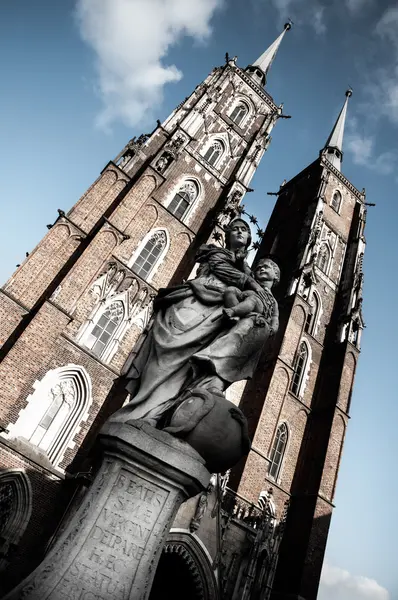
[222,257,280,333]
[191,257,279,385]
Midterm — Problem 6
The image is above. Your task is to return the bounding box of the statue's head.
[254,258,280,288]
[225,218,252,252]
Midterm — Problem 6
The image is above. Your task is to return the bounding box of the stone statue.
[190,474,216,532]
[110,218,280,472]
[155,152,172,173]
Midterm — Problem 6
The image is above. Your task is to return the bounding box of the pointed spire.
[245,22,291,86]
[322,89,352,171]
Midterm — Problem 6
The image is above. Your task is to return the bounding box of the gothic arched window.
[268,423,288,480]
[317,244,330,273]
[0,481,15,542]
[305,292,320,336]
[84,300,124,358]
[331,190,342,213]
[290,342,309,396]
[6,366,92,468]
[168,180,199,221]
[230,103,248,126]
[0,471,32,571]
[203,140,224,167]
[131,230,168,281]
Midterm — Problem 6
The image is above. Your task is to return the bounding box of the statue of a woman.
[111,220,258,422]
[109,218,280,470]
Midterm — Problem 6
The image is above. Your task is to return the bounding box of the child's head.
[254,258,280,288]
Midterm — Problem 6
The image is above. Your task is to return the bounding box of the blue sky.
[0,1,397,598]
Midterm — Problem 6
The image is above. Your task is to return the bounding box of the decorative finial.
[284,21,292,31]
[346,89,353,98]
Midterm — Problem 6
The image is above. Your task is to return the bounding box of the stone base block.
[4,420,210,600]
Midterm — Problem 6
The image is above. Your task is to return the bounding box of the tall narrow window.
[304,293,319,335]
[203,140,223,167]
[6,366,92,468]
[29,384,69,447]
[317,244,330,273]
[28,379,77,455]
[304,310,313,333]
[268,423,288,480]
[350,321,360,346]
[331,190,342,212]
[84,301,124,358]
[290,342,308,396]
[168,181,199,221]
[131,230,167,280]
[230,103,248,126]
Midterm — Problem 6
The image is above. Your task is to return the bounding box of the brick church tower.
[227,89,366,600]
[0,25,293,594]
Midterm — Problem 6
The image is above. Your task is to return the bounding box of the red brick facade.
[0,54,365,600]
[228,159,366,599]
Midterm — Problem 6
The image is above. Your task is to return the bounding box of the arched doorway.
[149,532,218,600]
[150,549,202,600]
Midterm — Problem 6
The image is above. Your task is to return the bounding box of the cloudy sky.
[0,1,397,598]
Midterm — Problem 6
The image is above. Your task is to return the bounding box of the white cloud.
[344,0,374,14]
[370,8,398,124]
[376,6,398,49]
[313,6,326,35]
[75,0,223,129]
[318,563,390,600]
[346,125,398,175]
[265,0,327,35]
[265,0,294,18]
[374,68,398,124]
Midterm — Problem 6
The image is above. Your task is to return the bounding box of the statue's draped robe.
[113,245,275,423]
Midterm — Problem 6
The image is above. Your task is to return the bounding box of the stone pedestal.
[4,420,210,600]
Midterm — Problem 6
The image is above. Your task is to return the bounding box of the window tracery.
[6,366,92,468]
[168,180,199,221]
[203,140,224,167]
[230,103,248,126]
[290,342,309,397]
[268,423,288,480]
[331,190,342,212]
[84,301,124,359]
[78,260,155,362]
[131,230,168,281]
[304,292,320,336]
[317,244,330,273]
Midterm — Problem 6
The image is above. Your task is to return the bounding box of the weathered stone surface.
[3,421,210,600]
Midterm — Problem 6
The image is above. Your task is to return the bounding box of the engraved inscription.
[52,470,169,600]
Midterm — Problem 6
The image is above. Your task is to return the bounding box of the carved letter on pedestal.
[52,470,168,600]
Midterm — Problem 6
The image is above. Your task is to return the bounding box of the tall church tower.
[229,90,366,600]
[0,26,291,593]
